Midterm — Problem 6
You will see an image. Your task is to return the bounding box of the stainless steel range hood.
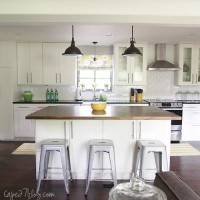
[147,44,180,70]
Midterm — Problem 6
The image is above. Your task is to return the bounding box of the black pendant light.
[92,41,97,61]
[122,26,142,56]
[62,25,83,56]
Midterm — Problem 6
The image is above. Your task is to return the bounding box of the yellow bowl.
[91,102,107,111]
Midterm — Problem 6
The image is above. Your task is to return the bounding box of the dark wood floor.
[1,141,200,200]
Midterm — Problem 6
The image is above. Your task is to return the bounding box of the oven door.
[162,108,182,142]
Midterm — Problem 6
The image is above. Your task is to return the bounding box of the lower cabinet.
[13,104,81,140]
[35,119,170,180]
[182,104,200,141]
[14,105,35,139]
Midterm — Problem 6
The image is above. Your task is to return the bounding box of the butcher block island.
[26,105,181,181]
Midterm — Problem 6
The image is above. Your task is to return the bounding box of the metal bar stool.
[85,139,117,195]
[134,140,168,180]
[36,139,72,194]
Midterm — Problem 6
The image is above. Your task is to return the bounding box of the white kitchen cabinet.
[114,43,147,86]
[182,104,200,140]
[14,104,35,139]
[176,44,200,85]
[17,43,43,85]
[43,43,77,85]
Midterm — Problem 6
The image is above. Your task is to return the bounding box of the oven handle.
[162,108,183,111]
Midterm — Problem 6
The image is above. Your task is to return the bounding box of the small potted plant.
[92,82,97,91]
[104,83,109,91]
[80,83,85,91]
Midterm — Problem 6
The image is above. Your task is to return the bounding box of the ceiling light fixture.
[62,25,83,56]
[122,26,142,57]
[92,41,97,61]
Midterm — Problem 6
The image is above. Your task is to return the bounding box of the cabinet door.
[130,45,147,85]
[14,106,34,138]
[43,43,59,84]
[114,43,146,86]
[177,44,195,85]
[29,43,43,84]
[58,43,77,85]
[182,104,200,141]
[195,45,200,84]
[103,120,135,180]
[17,43,43,85]
[43,43,76,85]
[114,44,130,85]
[17,43,30,84]
[182,124,200,141]
[69,120,102,179]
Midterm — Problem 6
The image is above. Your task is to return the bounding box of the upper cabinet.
[17,43,43,85]
[113,43,147,86]
[176,44,200,85]
[43,43,77,85]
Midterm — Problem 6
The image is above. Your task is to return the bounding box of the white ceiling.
[1,23,200,46]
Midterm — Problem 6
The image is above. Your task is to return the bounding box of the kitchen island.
[26,105,181,181]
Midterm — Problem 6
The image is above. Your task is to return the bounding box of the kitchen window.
[77,55,113,91]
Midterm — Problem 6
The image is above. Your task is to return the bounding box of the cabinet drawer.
[14,104,33,111]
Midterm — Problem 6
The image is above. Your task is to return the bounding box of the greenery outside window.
[77,55,113,91]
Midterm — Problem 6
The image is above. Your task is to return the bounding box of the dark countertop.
[13,100,83,104]
[26,105,181,120]
[13,100,149,105]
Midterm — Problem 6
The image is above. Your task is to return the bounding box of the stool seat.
[85,139,117,195]
[134,140,168,181]
[36,139,72,194]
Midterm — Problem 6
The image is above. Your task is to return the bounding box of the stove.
[145,99,182,108]
[145,99,182,142]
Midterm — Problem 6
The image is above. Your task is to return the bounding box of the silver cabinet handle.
[64,121,66,139]
[192,74,194,84]
[60,73,61,83]
[132,121,135,139]
[70,121,73,139]
[27,73,29,83]
[196,74,198,84]
[138,121,142,139]
[128,73,129,83]
[132,73,133,83]
[18,106,29,108]
[30,73,32,83]
[56,73,58,83]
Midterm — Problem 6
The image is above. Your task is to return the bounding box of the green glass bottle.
[55,89,58,101]
[46,89,50,102]
[50,89,54,102]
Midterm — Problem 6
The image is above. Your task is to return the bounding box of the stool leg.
[139,148,144,178]
[109,147,117,186]
[60,148,69,194]
[66,146,73,180]
[85,147,94,196]
[134,146,141,176]
[154,152,162,172]
[162,148,168,171]
[44,150,50,179]
[37,148,46,193]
